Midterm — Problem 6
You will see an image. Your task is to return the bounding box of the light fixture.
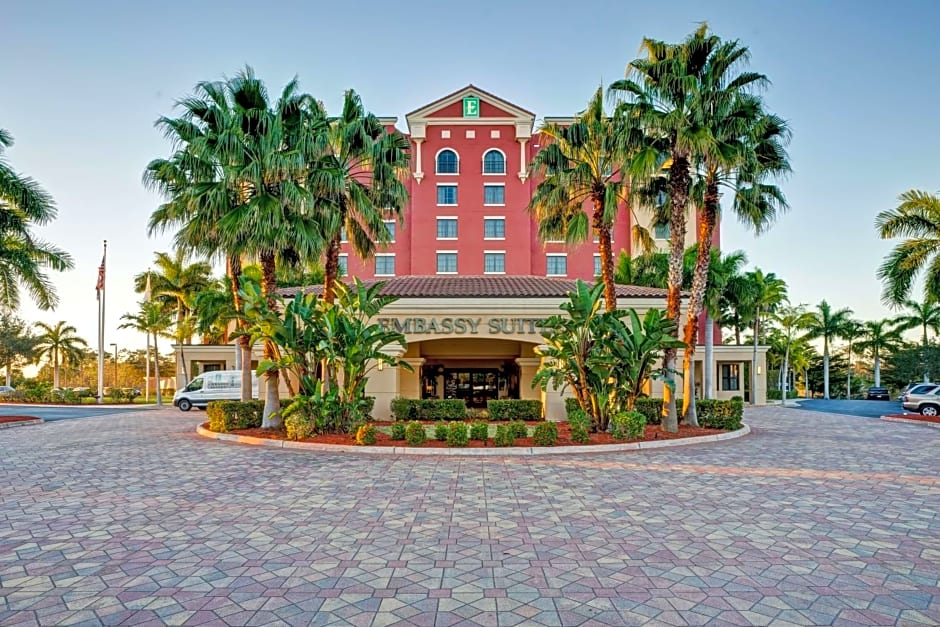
[757,365,762,375]
[377,361,384,372]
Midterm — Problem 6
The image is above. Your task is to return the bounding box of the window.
[654,222,670,240]
[721,364,740,391]
[484,252,505,274]
[375,254,395,276]
[546,254,567,276]
[383,220,396,242]
[437,185,458,206]
[483,218,505,239]
[437,218,458,239]
[483,150,506,174]
[436,149,458,174]
[594,254,601,277]
[483,185,505,205]
[436,252,457,274]
[338,254,348,276]
[340,227,348,243]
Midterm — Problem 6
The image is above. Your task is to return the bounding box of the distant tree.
[33,321,88,389]
[856,319,903,387]
[0,312,36,386]
[893,299,940,382]
[805,300,853,400]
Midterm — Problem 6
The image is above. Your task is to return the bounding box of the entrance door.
[443,368,500,408]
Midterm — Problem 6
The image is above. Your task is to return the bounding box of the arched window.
[482,149,505,174]
[436,149,459,174]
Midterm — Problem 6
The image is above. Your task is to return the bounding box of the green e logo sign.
[463,97,480,118]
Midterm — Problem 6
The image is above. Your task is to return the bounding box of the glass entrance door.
[442,368,500,408]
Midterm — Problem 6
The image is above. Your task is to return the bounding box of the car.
[866,386,890,400]
[0,385,15,397]
[901,384,940,415]
[897,382,935,401]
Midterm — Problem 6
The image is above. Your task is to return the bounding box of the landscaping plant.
[434,422,449,441]
[446,422,469,447]
[390,422,406,440]
[355,424,377,446]
[509,420,528,439]
[610,411,646,440]
[405,421,427,446]
[532,421,558,446]
[493,424,515,447]
[469,421,488,442]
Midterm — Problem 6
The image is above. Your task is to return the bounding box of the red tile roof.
[279,276,670,299]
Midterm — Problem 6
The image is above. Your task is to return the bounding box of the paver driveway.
[0,407,937,626]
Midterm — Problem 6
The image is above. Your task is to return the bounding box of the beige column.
[400,357,426,401]
[366,342,406,421]
[517,138,529,181]
[514,357,541,401]
[413,138,424,182]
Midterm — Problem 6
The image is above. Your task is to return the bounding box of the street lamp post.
[110,343,118,390]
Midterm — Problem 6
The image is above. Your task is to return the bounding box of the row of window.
[338,253,605,277]
[436,149,505,175]
[437,184,504,206]
[436,218,505,239]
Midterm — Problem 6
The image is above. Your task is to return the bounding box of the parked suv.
[901,384,940,415]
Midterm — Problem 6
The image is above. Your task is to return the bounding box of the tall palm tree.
[134,251,211,343]
[718,263,752,345]
[805,300,854,400]
[120,301,173,405]
[530,86,652,312]
[33,321,88,389]
[770,305,815,403]
[893,299,940,382]
[611,24,724,432]
[193,278,237,344]
[856,319,903,387]
[841,319,864,399]
[876,190,940,305]
[614,251,670,288]
[702,250,747,398]
[743,269,787,404]
[312,89,410,305]
[0,128,73,310]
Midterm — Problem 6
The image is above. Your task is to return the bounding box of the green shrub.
[633,398,664,426]
[446,422,469,447]
[487,399,542,421]
[466,408,489,421]
[405,421,427,446]
[355,423,377,445]
[207,400,265,433]
[611,411,646,440]
[390,422,407,440]
[434,422,449,441]
[390,396,414,421]
[730,395,744,402]
[696,399,744,430]
[509,420,528,438]
[469,420,488,442]
[284,411,313,441]
[564,397,580,419]
[390,398,468,421]
[532,421,558,446]
[493,424,515,447]
[51,388,80,404]
[767,390,798,400]
[568,408,591,444]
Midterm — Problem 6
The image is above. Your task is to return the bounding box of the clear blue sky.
[2,0,939,350]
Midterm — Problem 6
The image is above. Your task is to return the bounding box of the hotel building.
[175,86,767,418]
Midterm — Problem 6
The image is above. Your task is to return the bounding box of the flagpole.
[96,241,107,405]
[144,268,151,403]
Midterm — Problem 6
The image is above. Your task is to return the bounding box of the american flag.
[95,253,105,300]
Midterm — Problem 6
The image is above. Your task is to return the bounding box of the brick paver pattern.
[0,407,938,626]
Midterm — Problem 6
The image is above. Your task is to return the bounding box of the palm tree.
[312,89,410,305]
[841,319,864,399]
[856,319,903,387]
[770,305,815,403]
[0,128,73,310]
[893,299,940,382]
[614,251,670,288]
[789,338,815,399]
[876,190,940,305]
[193,278,237,344]
[529,86,652,312]
[611,24,725,432]
[120,301,173,405]
[702,250,747,399]
[134,251,211,343]
[806,300,854,400]
[33,321,88,389]
[743,269,787,404]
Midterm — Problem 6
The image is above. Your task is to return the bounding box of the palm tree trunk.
[734,316,742,345]
[154,331,162,406]
[823,337,830,400]
[228,255,253,402]
[53,347,60,389]
[323,235,341,305]
[259,250,281,429]
[922,328,929,382]
[874,351,881,387]
[704,314,715,399]
[804,366,810,399]
[5,361,11,387]
[782,343,791,405]
[593,198,617,313]
[846,342,852,399]
[661,152,690,434]
[751,308,760,405]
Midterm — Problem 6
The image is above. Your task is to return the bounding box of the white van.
[173,370,258,411]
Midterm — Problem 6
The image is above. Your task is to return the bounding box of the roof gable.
[406,85,535,128]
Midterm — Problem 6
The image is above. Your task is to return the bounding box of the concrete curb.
[195,423,751,456]
[0,418,44,430]
[881,415,940,429]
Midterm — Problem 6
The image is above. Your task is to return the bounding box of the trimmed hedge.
[405,421,427,446]
[487,399,542,421]
[767,390,798,400]
[469,421,488,442]
[565,396,664,426]
[207,400,264,433]
[494,424,514,447]
[695,399,744,430]
[611,411,646,440]
[532,421,558,446]
[447,422,469,447]
[390,397,467,421]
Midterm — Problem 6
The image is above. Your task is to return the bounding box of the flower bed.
[883,413,940,425]
[211,420,725,448]
[0,415,40,424]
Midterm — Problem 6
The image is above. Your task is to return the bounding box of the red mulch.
[0,416,39,424]
[216,421,724,448]
[885,413,940,425]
